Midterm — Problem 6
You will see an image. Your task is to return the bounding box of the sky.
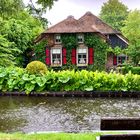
[24,0,140,26]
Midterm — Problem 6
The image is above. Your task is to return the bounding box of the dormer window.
[77,34,84,43]
[55,34,61,44]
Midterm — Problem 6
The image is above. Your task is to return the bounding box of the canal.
[0,96,139,133]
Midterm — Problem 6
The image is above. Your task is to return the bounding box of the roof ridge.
[78,11,120,34]
[43,16,78,33]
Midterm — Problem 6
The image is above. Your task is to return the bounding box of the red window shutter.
[62,48,67,65]
[88,48,94,64]
[71,48,76,65]
[113,55,117,65]
[45,48,50,65]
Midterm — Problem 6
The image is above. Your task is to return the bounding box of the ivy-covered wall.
[61,33,109,71]
[84,33,108,71]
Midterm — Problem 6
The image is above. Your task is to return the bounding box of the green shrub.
[122,65,140,75]
[26,61,47,75]
[0,67,140,94]
[131,67,140,75]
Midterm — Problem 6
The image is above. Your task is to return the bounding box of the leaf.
[25,83,35,94]
[36,76,46,87]
[22,74,30,81]
[0,72,7,77]
[84,86,93,91]
[58,76,70,83]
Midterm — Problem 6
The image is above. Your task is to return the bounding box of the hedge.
[0,67,140,94]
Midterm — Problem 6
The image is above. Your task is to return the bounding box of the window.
[77,47,88,65]
[51,48,62,66]
[117,55,127,64]
[77,34,84,43]
[55,35,61,44]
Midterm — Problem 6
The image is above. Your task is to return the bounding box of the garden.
[0,62,140,94]
[0,0,140,139]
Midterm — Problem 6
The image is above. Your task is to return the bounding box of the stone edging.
[0,91,140,98]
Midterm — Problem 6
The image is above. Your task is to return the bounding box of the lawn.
[0,132,137,140]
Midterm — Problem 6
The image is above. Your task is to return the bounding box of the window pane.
[52,54,61,64]
[78,48,87,53]
[77,35,84,43]
[55,35,61,43]
[78,54,86,64]
[52,49,61,54]
[83,55,86,58]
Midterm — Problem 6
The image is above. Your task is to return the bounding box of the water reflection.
[0,96,140,132]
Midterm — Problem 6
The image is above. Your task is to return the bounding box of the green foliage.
[26,61,48,75]
[84,34,108,71]
[61,34,78,68]
[0,35,19,67]
[61,33,109,71]
[122,10,140,65]
[0,11,43,66]
[0,0,24,19]
[100,0,129,30]
[36,0,58,10]
[1,67,140,94]
[122,65,140,75]
[107,46,124,55]
[34,40,47,63]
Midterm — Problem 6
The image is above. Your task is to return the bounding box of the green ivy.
[61,34,78,69]
[107,46,126,55]
[84,33,109,71]
[34,40,47,63]
[60,33,109,71]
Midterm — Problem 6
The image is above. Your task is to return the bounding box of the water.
[0,96,140,133]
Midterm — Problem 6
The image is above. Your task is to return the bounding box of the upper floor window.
[77,34,84,43]
[55,34,61,44]
[77,47,88,66]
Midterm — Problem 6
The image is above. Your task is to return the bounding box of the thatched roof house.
[35,12,128,70]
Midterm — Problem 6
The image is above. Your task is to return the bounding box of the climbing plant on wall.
[34,40,47,63]
[61,33,109,71]
[84,33,109,71]
[61,34,78,69]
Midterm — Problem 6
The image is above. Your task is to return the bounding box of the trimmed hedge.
[0,67,140,94]
[122,66,140,75]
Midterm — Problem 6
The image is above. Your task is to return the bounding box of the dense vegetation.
[0,0,57,67]
[100,0,129,30]
[0,67,140,94]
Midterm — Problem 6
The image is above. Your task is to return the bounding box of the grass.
[0,132,100,140]
[0,132,138,140]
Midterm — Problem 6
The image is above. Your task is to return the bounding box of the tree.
[0,0,24,19]
[35,0,58,10]
[100,0,129,30]
[122,10,140,66]
[0,35,18,66]
[27,0,58,28]
[0,12,43,67]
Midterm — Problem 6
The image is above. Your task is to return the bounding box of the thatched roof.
[34,12,121,43]
[44,12,120,34]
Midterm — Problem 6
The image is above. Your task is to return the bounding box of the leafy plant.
[26,61,48,75]
[0,67,140,94]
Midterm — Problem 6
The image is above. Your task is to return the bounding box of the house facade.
[35,12,128,70]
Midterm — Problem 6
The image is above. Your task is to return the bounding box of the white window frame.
[77,34,84,43]
[77,47,88,66]
[55,34,61,44]
[51,47,62,66]
[117,54,127,65]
